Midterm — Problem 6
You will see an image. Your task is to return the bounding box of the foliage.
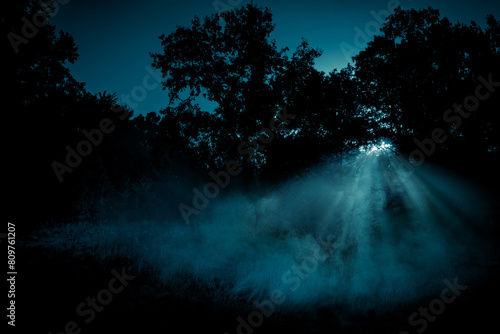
[5,2,499,226]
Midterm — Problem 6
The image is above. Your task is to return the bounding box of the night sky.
[50,0,500,116]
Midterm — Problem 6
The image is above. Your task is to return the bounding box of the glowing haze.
[34,145,497,312]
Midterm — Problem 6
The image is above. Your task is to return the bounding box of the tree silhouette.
[151,3,338,176]
[3,1,151,225]
[354,7,499,163]
[5,1,498,227]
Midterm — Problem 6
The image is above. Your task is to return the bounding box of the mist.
[33,142,497,314]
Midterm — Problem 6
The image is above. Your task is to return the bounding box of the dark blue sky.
[50,0,500,116]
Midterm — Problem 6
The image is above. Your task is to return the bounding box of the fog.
[35,142,498,312]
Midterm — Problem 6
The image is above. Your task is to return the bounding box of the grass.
[17,217,500,334]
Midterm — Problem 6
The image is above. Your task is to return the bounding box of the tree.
[150,3,326,175]
[353,7,499,161]
[3,1,151,225]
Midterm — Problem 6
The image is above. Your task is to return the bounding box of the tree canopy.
[5,2,499,226]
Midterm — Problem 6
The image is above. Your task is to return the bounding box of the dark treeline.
[4,1,499,227]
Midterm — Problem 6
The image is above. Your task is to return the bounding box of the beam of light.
[30,139,498,313]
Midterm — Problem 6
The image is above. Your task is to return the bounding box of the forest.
[5,1,499,228]
[3,1,500,333]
